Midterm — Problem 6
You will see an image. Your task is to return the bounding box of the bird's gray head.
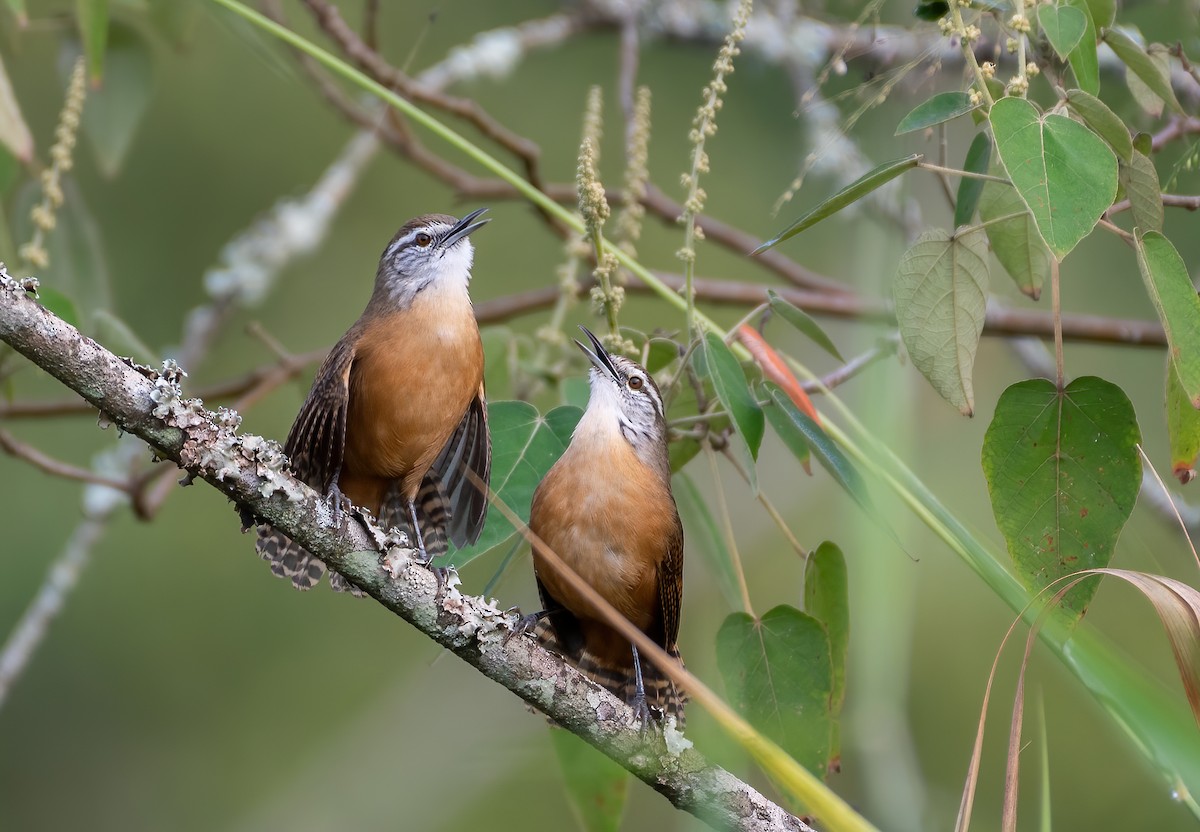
[374,208,489,306]
[574,326,668,466]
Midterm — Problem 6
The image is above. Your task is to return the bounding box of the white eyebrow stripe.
[385,230,421,259]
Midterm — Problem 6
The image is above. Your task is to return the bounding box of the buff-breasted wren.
[257,208,492,591]
[521,327,686,725]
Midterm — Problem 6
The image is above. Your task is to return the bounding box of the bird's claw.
[630,694,654,732]
[326,483,354,526]
[504,610,546,645]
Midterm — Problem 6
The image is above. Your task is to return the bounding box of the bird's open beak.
[442,207,490,248]
[574,326,620,381]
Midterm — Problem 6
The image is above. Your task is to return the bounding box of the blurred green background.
[2,1,1200,829]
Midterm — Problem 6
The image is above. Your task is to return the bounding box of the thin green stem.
[918,161,1009,183]
[949,1,994,107]
[705,444,755,616]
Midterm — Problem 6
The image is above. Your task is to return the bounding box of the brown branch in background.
[1151,115,1200,151]
[363,0,381,51]
[0,427,131,491]
[1108,192,1200,218]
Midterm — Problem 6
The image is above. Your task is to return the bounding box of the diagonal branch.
[0,275,809,832]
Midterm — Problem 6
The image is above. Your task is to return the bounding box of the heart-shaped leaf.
[447,402,581,567]
[804,541,849,770]
[1135,231,1200,408]
[982,376,1141,621]
[990,96,1117,260]
[1038,4,1087,59]
[893,228,989,415]
[978,176,1050,299]
[895,92,978,135]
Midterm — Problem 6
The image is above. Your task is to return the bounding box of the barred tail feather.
[377,476,451,561]
[255,525,362,595]
[532,620,687,727]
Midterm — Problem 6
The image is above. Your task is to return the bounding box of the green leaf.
[550,730,629,832]
[755,155,922,252]
[1066,0,1099,95]
[698,332,765,475]
[1083,0,1115,29]
[717,605,834,780]
[1167,358,1200,485]
[1132,131,1153,157]
[982,376,1141,620]
[1037,4,1087,60]
[990,96,1117,260]
[978,177,1050,299]
[893,228,989,415]
[767,290,843,361]
[762,383,878,525]
[1135,231,1200,407]
[913,0,949,20]
[1105,29,1182,114]
[954,132,992,227]
[763,392,812,473]
[76,0,110,84]
[560,375,590,410]
[804,541,849,770]
[1065,89,1132,162]
[645,337,681,374]
[34,286,79,329]
[676,472,744,610]
[0,51,33,164]
[66,24,154,177]
[1119,150,1163,234]
[447,402,581,567]
[895,92,978,135]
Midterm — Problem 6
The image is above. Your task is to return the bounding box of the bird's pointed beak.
[442,207,490,248]
[574,325,619,381]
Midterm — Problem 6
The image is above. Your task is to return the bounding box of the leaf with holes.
[1136,231,1200,407]
[895,92,978,135]
[955,132,992,228]
[804,541,849,772]
[982,377,1141,621]
[1167,359,1200,485]
[990,97,1117,260]
[717,605,834,779]
[978,177,1049,300]
[893,228,989,415]
[550,730,628,832]
[1066,89,1132,162]
[447,402,581,567]
[1119,150,1163,234]
[1037,5,1087,59]
[755,155,922,252]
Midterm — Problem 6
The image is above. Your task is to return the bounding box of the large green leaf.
[1167,359,1200,485]
[895,92,978,135]
[978,177,1050,299]
[1119,150,1163,234]
[954,132,992,228]
[804,541,849,770]
[1083,0,1115,28]
[982,377,1141,620]
[1135,231,1200,407]
[990,96,1117,260]
[76,0,110,83]
[767,290,843,361]
[675,472,744,610]
[66,24,154,177]
[696,332,765,486]
[1066,0,1100,95]
[893,228,989,415]
[1037,4,1087,59]
[0,50,32,163]
[717,605,834,780]
[755,155,922,252]
[550,729,628,832]
[1105,30,1182,114]
[1065,89,1132,162]
[447,402,581,567]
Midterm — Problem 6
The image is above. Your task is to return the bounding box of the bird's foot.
[326,483,354,527]
[630,692,654,732]
[504,609,548,645]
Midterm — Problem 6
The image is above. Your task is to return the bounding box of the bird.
[256,208,492,592]
[520,326,686,726]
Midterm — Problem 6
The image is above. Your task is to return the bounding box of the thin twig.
[0,427,131,491]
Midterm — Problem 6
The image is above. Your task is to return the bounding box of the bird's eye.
[414,232,433,247]
[628,375,645,391]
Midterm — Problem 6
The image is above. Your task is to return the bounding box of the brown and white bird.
[523,327,686,725]
[256,209,492,591]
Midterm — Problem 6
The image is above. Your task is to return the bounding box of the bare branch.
[0,276,809,832]
[0,427,131,491]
